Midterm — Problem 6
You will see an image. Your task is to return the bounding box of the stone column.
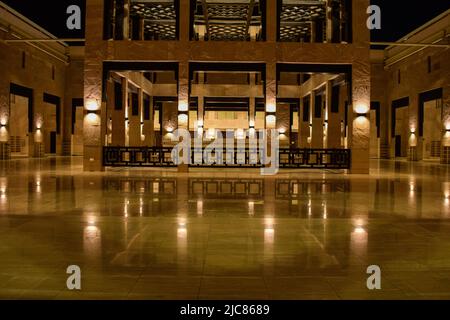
[349,0,371,174]
[311,91,324,148]
[143,96,154,147]
[327,81,341,148]
[441,85,450,164]
[33,92,45,158]
[276,103,290,148]
[129,89,142,146]
[0,71,10,159]
[111,78,126,146]
[106,79,115,146]
[299,96,310,148]
[83,0,107,171]
[265,62,277,129]
[266,0,277,42]
[178,62,190,172]
[408,94,420,161]
[123,0,131,40]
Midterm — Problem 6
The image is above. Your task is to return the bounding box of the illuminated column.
[105,79,114,146]
[83,0,107,171]
[276,103,290,147]
[441,86,450,164]
[128,89,142,146]
[349,0,371,174]
[143,96,154,146]
[33,93,45,158]
[111,78,126,146]
[327,81,341,148]
[123,0,131,40]
[408,95,420,161]
[178,62,190,172]
[0,77,9,160]
[299,96,310,148]
[265,62,277,130]
[326,0,333,42]
[179,0,190,42]
[249,97,255,133]
[266,0,277,42]
[198,96,204,135]
[349,67,370,174]
[311,91,324,148]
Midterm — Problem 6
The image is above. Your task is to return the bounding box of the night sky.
[1,0,449,42]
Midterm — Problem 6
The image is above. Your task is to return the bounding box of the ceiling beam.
[245,0,256,36]
[201,0,211,39]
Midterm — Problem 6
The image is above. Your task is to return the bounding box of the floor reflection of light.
[354,226,366,234]
[264,217,275,244]
[153,182,159,194]
[36,179,41,194]
[124,198,129,218]
[0,180,6,205]
[351,225,368,257]
[308,199,312,217]
[322,202,327,220]
[197,200,203,216]
[248,201,254,216]
[409,180,415,198]
[83,224,102,261]
[139,197,144,216]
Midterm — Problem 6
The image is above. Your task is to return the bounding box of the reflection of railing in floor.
[103,147,351,169]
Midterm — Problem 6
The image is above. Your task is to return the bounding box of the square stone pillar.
[299,96,310,148]
[408,94,421,161]
[441,85,450,164]
[349,0,371,174]
[83,0,107,171]
[129,89,142,146]
[327,81,342,149]
[0,77,10,160]
[311,91,324,149]
[143,96,154,147]
[32,92,45,158]
[266,0,277,42]
[178,62,190,172]
[111,78,126,146]
[265,62,277,129]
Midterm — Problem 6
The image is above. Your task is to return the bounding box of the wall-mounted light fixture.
[86,98,100,112]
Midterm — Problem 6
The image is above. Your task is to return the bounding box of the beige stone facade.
[4,2,448,173]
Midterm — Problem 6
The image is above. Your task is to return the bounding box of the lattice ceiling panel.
[209,24,248,41]
[131,2,177,40]
[280,2,326,41]
[280,5,326,22]
[194,1,262,41]
[279,24,312,41]
[131,3,176,20]
[207,4,249,20]
[144,23,177,40]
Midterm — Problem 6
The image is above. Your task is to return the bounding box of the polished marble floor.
[0,157,450,300]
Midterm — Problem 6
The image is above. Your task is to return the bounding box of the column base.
[178,164,189,173]
[441,147,450,164]
[0,142,11,160]
[380,143,390,159]
[408,147,418,161]
[33,142,45,158]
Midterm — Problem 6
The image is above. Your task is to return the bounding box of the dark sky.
[1,0,449,42]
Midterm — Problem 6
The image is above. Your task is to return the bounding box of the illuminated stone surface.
[0,157,450,299]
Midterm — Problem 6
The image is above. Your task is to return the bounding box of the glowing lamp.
[178,114,188,126]
[86,99,100,111]
[354,103,369,115]
[178,101,188,112]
